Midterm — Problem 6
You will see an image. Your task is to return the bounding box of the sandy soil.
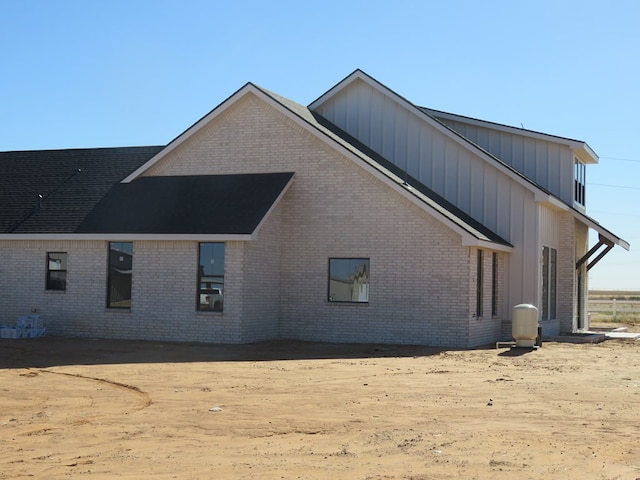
[1,327,640,479]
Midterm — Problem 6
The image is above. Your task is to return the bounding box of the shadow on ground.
[0,336,463,368]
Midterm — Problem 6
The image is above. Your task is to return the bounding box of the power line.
[588,182,640,190]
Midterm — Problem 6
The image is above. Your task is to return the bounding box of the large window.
[198,243,225,312]
[328,258,369,303]
[107,242,133,308]
[574,158,586,206]
[541,246,557,320]
[46,252,67,291]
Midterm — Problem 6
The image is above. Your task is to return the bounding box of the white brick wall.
[0,240,246,343]
[0,92,509,347]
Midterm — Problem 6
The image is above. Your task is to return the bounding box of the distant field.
[589,290,640,323]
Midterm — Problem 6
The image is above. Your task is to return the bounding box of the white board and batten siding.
[313,78,543,313]
[430,117,575,206]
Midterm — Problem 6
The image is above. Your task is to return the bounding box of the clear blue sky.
[2,1,639,290]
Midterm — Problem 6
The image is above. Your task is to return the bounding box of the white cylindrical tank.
[512,304,539,347]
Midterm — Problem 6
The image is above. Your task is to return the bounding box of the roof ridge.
[0,145,165,155]
[421,106,588,145]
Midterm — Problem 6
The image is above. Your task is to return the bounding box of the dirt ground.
[1,325,640,479]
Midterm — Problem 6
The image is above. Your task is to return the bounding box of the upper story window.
[574,158,586,206]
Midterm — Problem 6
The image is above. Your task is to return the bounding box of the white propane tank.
[512,304,539,347]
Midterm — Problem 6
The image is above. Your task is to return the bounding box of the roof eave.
[461,237,513,252]
[571,210,630,251]
[0,233,256,241]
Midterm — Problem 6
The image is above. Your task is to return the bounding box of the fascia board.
[121,83,262,183]
[571,145,599,165]
[534,192,570,211]
[461,237,513,253]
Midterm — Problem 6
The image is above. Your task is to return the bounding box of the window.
[476,250,483,317]
[574,158,586,206]
[541,246,557,320]
[491,252,498,317]
[107,242,133,308]
[198,243,225,312]
[328,258,369,303]
[46,252,67,291]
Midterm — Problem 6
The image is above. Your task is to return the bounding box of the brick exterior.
[0,93,502,347]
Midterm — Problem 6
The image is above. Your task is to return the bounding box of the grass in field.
[589,312,640,324]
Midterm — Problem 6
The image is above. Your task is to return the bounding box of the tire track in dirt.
[38,369,151,412]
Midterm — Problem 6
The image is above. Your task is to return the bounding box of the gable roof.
[309,69,559,198]
[308,69,628,251]
[76,172,294,237]
[0,146,163,234]
[123,82,512,250]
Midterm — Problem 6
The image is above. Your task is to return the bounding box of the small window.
[328,258,369,303]
[46,252,67,291]
[198,243,225,312]
[107,242,133,308]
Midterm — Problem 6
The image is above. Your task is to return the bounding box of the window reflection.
[46,252,67,291]
[108,242,133,308]
[198,243,225,312]
[328,258,369,303]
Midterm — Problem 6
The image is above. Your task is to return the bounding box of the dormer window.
[574,158,586,206]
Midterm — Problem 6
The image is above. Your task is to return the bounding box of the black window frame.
[328,257,370,303]
[541,246,557,320]
[197,242,225,312]
[491,252,499,317]
[107,242,133,309]
[46,252,67,291]
[574,158,586,206]
[476,250,483,317]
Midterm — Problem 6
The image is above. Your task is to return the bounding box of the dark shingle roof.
[76,173,294,235]
[0,146,163,233]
